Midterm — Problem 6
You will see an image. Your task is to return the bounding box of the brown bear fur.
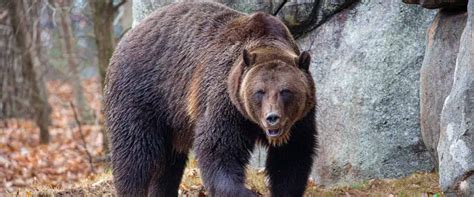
[104,2,317,197]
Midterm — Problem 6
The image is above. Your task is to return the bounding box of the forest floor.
[12,168,443,197]
[1,78,443,196]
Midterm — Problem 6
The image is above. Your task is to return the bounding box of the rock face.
[403,0,468,9]
[298,1,435,186]
[132,0,355,37]
[132,0,172,27]
[419,10,467,168]
[132,0,279,27]
[438,1,474,195]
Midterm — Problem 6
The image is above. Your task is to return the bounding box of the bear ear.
[242,49,256,66]
[297,51,311,70]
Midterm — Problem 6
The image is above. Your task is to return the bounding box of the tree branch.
[70,102,95,174]
[118,27,131,40]
[113,0,127,11]
[290,0,357,38]
[273,0,288,16]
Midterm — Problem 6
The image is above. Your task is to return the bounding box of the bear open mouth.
[266,129,282,137]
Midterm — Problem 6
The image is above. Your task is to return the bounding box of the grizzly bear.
[104,2,317,197]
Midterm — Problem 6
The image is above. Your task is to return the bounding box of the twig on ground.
[93,154,111,164]
[70,102,95,173]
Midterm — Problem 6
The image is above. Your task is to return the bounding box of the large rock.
[297,1,435,187]
[132,0,355,37]
[420,9,467,169]
[438,1,474,195]
[132,0,274,26]
[403,0,468,9]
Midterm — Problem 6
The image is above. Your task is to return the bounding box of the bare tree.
[89,0,127,154]
[90,0,126,88]
[53,0,93,123]
[0,1,30,119]
[1,0,52,144]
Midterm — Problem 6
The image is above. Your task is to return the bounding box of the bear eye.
[253,90,265,101]
[280,89,293,101]
[280,89,292,95]
[255,90,265,96]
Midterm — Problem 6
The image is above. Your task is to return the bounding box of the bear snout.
[265,112,280,125]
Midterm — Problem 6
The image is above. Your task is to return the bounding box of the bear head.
[228,47,315,146]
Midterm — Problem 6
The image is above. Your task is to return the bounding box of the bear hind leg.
[112,139,163,196]
[148,151,188,197]
[110,112,170,196]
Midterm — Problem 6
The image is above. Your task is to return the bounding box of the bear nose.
[265,113,280,125]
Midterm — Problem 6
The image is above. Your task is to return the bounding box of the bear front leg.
[194,112,258,197]
[266,109,317,197]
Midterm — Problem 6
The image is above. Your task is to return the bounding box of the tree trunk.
[54,0,93,123]
[0,0,30,119]
[89,0,119,155]
[90,0,116,90]
[5,0,52,144]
